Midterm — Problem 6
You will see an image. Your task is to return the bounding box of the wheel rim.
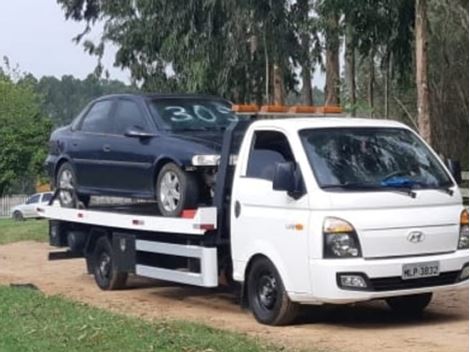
[256,273,278,310]
[159,171,181,212]
[14,212,22,220]
[59,169,74,205]
[98,252,111,281]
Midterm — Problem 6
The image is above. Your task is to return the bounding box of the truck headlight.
[458,209,469,250]
[323,217,362,258]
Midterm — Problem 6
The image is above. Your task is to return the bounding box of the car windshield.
[299,127,453,191]
[148,99,240,131]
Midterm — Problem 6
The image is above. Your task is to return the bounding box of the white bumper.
[289,250,469,304]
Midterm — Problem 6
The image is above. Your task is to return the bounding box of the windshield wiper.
[322,182,417,198]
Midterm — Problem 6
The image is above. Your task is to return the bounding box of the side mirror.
[124,127,155,139]
[272,162,305,200]
[446,159,462,184]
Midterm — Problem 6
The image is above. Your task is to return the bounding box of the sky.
[0,0,326,88]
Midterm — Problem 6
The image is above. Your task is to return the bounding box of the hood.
[168,130,224,151]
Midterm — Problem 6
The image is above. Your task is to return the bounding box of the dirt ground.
[0,241,468,352]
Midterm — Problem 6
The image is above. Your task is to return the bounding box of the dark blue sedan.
[45,94,237,216]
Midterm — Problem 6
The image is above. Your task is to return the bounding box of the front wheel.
[92,236,128,290]
[13,211,24,221]
[156,163,199,217]
[386,293,433,316]
[247,257,299,325]
[56,162,89,208]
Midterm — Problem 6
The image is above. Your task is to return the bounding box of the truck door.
[230,129,312,294]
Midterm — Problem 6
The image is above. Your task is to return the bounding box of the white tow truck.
[40,105,469,325]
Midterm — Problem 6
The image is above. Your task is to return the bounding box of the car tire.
[92,236,128,290]
[386,293,433,316]
[156,162,199,217]
[247,257,300,326]
[56,162,89,208]
[13,211,24,222]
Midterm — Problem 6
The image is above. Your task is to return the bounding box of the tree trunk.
[273,62,285,105]
[298,0,313,105]
[345,23,356,115]
[384,52,390,119]
[324,13,340,106]
[368,50,375,117]
[415,0,432,144]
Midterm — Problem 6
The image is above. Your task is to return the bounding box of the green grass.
[0,286,284,352]
[0,218,48,245]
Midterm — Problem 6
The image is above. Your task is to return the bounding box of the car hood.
[168,131,224,151]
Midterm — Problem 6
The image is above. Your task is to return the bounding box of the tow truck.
[39,104,469,326]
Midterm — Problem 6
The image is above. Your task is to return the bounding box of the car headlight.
[458,209,469,250]
[323,217,362,258]
[192,154,221,166]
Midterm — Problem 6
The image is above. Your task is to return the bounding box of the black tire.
[13,211,24,221]
[92,236,128,290]
[386,293,433,316]
[156,162,199,217]
[56,162,89,208]
[247,257,300,326]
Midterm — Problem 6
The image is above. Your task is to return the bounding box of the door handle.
[234,201,241,218]
[103,144,111,152]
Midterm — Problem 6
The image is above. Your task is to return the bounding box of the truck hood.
[322,189,463,258]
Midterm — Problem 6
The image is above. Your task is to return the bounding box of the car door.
[104,98,155,195]
[70,99,115,190]
[230,129,312,294]
[23,194,40,217]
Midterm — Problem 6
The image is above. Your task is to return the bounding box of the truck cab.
[230,116,468,325]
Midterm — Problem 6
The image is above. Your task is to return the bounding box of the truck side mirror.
[272,162,305,200]
[446,159,462,184]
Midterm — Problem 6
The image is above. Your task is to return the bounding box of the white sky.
[0,0,326,88]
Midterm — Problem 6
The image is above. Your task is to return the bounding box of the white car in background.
[11,192,54,221]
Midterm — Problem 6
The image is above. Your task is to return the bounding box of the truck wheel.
[156,162,199,217]
[247,257,299,325]
[386,293,433,316]
[92,237,128,290]
[56,162,89,208]
[13,211,24,221]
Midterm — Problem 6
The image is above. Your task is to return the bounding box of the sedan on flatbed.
[45,94,238,216]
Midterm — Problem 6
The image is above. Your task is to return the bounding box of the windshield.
[148,99,239,131]
[299,127,453,190]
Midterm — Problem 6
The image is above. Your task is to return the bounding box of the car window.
[80,100,114,133]
[26,194,40,204]
[114,100,147,135]
[246,131,295,181]
[41,193,53,203]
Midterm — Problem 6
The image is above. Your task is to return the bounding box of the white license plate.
[402,261,440,280]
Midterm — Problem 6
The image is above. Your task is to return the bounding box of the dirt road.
[0,241,468,352]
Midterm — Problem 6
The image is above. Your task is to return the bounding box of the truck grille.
[370,271,461,291]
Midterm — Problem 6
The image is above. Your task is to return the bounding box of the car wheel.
[92,236,128,290]
[56,162,90,208]
[13,211,24,222]
[386,293,433,316]
[156,162,199,217]
[247,257,299,326]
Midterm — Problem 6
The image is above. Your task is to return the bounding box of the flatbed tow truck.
[39,105,469,325]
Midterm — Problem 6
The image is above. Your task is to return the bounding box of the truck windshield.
[299,127,453,191]
[148,99,239,131]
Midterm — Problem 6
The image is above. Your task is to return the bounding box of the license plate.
[402,261,440,280]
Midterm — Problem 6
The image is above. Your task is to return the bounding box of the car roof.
[93,93,231,104]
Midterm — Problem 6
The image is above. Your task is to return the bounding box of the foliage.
[0,219,48,245]
[0,285,286,352]
[0,67,53,195]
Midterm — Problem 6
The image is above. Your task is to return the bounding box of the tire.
[56,162,89,208]
[247,257,299,326]
[386,293,433,316]
[92,236,128,290]
[13,211,24,222]
[156,162,199,217]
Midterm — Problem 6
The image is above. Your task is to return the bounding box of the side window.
[41,193,52,203]
[114,100,147,135]
[80,100,113,133]
[246,131,295,181]
[26,194,40,204]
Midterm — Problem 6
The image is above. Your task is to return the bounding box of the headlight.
[191,154,220,166]
[323,217,362,258]
[458,209,469,250]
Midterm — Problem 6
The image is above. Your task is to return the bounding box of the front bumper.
[289,250,469,304]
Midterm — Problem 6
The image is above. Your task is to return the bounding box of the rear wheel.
[156,162,199,217]
[247,257,299,325]
[92,236,128,290]
[56,162,89,208]
[386,293,433,316]
[13,211,24,221]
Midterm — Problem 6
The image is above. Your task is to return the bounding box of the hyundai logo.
[407,231,425,243]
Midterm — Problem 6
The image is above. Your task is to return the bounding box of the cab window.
[114,100,148,135]
[80,100,114,133]
[246,131,295,181]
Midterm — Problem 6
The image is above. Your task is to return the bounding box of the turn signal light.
[461,209,469,225]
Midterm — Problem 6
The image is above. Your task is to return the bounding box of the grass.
[0,286,284,352]
[0,218,48,245]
